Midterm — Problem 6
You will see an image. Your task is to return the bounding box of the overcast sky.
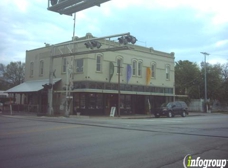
[0,0,227,66]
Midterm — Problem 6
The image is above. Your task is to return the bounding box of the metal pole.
[118,64,120,117]
[52,32,130,48]
[48,56,54,116]
[65,62,69,117]
[204,54,207,107]
[200,52,209,112]
[72,13,76,40]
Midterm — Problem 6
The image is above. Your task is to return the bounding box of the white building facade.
[7,33,175,115]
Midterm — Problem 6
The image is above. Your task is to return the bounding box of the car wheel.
[154,113,160,118]
[167,111,173,118]
[181,111,186,117]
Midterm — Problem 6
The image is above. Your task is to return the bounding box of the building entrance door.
[134,95,145,114]
[40,92,48,114]
[104,94,117,115]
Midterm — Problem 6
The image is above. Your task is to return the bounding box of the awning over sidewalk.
[6,78,61,93]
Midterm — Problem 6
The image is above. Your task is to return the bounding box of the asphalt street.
[0,114,227,168]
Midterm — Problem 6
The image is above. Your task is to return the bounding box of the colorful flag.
[127,64,132,83]
[109,62,114,82]
[146,67,151,85]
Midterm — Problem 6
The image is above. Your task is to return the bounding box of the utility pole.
[116,61,124,117]
[118,64,121,117]
[48,56,54,116]
[72,13,76,40]
[200,52,209,113]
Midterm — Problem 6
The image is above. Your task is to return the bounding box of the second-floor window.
[76,59,83,73]
[62,58,67,73]
[151,63,156,78]
[132,60,137,76]
[138,61,142,76]
[166,65,170,80]
[117,58,122,74]
[30,62,34,77]
[96,55,102,72]
[39,60,44,75]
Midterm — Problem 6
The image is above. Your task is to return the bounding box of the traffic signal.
[118,35,137,45]
[118,37,128,45]
[84,41,93,49]
[84,40,102,49]
[42,84,53,90]
[125,35,137,44]
[91,41,102,48]
[50,0,58,6]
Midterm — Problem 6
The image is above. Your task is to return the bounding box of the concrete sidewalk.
[0,110,225,119]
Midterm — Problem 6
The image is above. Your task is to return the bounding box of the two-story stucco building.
[7,33,175,116]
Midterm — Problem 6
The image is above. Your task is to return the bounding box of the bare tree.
[3,61,25,88]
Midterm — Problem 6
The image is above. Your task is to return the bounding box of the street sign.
[48,0,110,16]
[110,107,116,117]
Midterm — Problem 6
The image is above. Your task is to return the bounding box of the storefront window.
[80,94,86,109]
[88,94,96,109]
[97,83,103,89]
[125,85,132,91]
[96,94,103,109]
[89,82,96,89]
[120,95,125,109]
[74,94,80,108]
[105,83,111,90]
[125,95,131,109]
[120,84,125,90]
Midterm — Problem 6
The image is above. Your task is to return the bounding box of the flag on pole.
[109,62,114,82]
[127,64,132,83]
[146,67,152,85]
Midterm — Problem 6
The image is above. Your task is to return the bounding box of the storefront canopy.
[6,78,61,93]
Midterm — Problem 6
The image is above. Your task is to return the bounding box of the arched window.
[116,56,123,74]
[30,62,34,77]
[132,60,137,76]
[39,60,44,75]
[151,62,156,78]
[62,58,67,73]
[76,58,84,73]
[138,61,142,77]
[166,65,170,80]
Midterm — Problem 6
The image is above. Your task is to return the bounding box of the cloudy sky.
[0,0,228,66]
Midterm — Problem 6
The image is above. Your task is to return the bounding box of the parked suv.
[153,101,188,118]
